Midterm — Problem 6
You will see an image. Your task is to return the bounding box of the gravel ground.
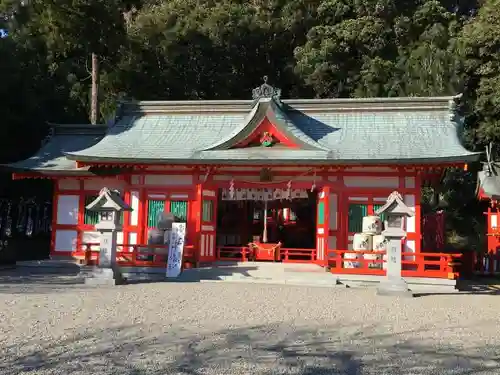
[0,271,500,375]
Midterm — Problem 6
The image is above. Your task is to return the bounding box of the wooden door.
[316,186,329,266]
[199,187,218,262]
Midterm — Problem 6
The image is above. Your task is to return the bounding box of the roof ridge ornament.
[485,142,494,177]
[252,76,281,102]
[449,93,465,124]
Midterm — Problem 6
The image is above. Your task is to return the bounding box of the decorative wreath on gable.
[260,132,274,147]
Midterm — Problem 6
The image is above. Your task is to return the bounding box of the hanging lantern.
[311,171,317,192]
[286,180,292,200]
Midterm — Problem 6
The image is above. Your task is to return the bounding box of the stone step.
[176,265,335,283]
[200,274,345,288]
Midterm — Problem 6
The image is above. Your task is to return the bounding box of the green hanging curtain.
[170,201,188,222]
[147,200,165,228]
[348,204,368,233]
[84,195,100,225]
[373,204,386,222]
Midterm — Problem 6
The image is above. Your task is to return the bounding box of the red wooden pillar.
[316,186,330,266]
[196,184,218,263]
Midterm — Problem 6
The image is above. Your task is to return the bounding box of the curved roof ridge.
[199,101,262,151]
[201,98,327,151]
[267,100,330,151]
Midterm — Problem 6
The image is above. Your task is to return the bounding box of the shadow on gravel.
[0,323,498,375]
[0,266,84,294]
[413,280,500,297]
[413,290,500,297]
[173,265,259,282]
[0,264,264,288]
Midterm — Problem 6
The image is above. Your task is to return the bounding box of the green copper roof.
[7,125,106,174]
[9,96,480,173]
[63,96,478,165]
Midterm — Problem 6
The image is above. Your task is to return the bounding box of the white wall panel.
[56,195,79,225]
[328,193,338,230]
[58,179,80,190]
[403,194,416,233]
[343,176,399,188]
[54,230,77,252]
[84,178,125,191]
[144,175,193,185]
[130,191,140,226]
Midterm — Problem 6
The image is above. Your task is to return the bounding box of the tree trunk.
[90,52,99,125]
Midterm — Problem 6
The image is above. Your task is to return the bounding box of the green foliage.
[458,0,500,154]
[294,0,467,98]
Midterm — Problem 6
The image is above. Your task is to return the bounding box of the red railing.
[82,243,462,279]
[217,246,252,261]
[328,250,462,279]
[401,252,462,279]
[280,248,317,262]
[328,250,386,276]
[215,246,317,263]
[82,243,196,268]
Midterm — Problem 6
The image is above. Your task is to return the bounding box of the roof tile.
[66,97,477,164]
[9,96,480,171]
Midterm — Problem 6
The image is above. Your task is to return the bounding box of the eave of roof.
[3,123,107,174]
[68,153,481,165]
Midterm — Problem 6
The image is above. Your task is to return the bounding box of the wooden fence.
[82,243,196,268]
[216,246,318,263]
[327,250,462,279]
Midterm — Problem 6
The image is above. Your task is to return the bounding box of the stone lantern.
[375,191,415,297]
[84,187,132,285]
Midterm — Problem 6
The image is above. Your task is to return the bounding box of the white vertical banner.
[166,222,186,278]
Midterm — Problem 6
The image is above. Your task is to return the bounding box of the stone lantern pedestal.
[375,191,415,298]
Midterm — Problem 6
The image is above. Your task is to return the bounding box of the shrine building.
[8,80,480,266]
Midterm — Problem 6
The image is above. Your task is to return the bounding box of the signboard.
[166,222,187,278]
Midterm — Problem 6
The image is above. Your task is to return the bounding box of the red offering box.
[249,242,281,261]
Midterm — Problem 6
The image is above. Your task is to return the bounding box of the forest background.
[1,0,499,251]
